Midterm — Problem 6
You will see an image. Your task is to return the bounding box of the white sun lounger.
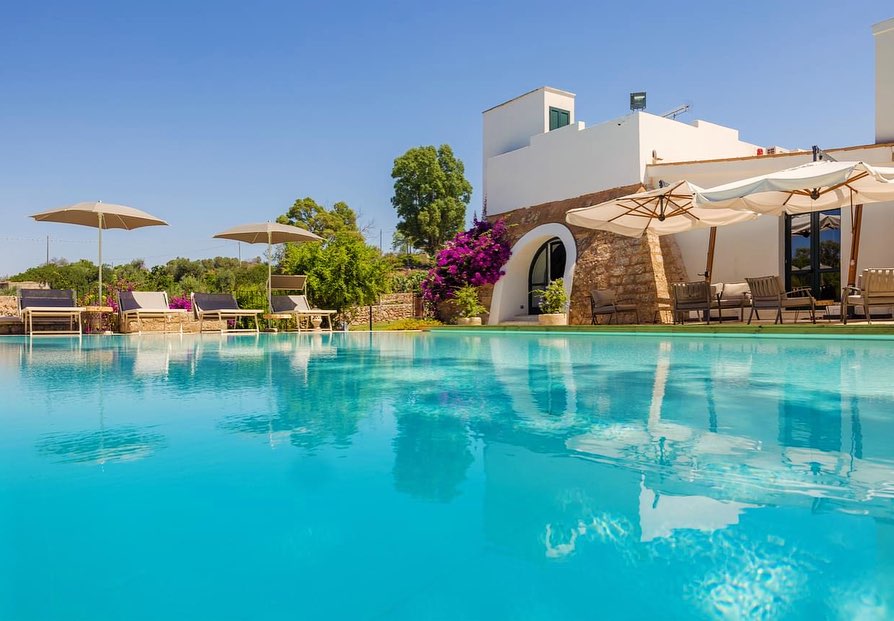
[18,289,85,335]
[191,292,262,333]
[269,275,336,332]
[118,291,188,334]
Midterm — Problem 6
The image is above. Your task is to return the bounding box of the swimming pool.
[1,332,892,620]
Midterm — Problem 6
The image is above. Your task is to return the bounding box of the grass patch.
[350,318,443,331]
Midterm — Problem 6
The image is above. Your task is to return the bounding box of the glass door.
[785,209,841,301]
[528,238,566,314]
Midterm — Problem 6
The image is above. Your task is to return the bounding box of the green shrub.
[539,278,568,314]
[453,285,486,318]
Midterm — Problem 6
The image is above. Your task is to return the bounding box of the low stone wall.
[0,296,17,316]
[119,316,227,334]
[0,296,22,334]
[347,292,420,326]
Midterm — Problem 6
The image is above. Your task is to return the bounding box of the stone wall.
[347,293,421,326]
[0,296,22,334]
[0,296,17,317]
[488,184,689,324]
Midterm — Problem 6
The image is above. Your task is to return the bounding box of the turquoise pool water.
[1,332,893,620]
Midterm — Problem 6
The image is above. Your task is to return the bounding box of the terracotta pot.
[456,316,482,326]
[538,313,567,326]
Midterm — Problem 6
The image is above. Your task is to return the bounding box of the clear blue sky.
[1,0,890,276]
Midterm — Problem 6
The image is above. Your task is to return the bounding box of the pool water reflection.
[1,332,893,620]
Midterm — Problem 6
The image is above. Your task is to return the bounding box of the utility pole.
[46,235,49,265]
[379,229,383,252]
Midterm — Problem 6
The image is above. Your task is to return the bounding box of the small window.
[549,107,570,131]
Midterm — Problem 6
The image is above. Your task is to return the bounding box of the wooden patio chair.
[744,275,815,324]
[842,268,894,324]
[670,281,716,324]
[589,289,639,324]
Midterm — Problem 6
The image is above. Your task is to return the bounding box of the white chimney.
[874,17,894,144]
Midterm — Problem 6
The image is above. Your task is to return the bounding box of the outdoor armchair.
[589,289,639,324]
[118,291,188,334]
[744,276,815,324]
[842,268,894,324]
[715,282,751,322]
[18,289,85,335]
[191,293,262,333]
[670,281,717,324]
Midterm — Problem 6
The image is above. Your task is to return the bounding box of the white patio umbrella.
[696,160,894,286]
[31,201,168,303]
[566,181,759,281]
[212,221,322,308]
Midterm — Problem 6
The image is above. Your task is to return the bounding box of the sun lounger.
[745,276,815,324]
[191,293,262,333]
[118,291,188,333]
[842,268,894,324]
[590,289,639,324]
[19,289,85,335]
[269,275,336,332]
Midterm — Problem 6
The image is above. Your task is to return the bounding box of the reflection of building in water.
[392,414,473,503]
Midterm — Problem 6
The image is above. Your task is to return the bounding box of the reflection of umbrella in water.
[792,263,833,272]
[35,344,165,465]
[790,213,840,237]
[36,425,166,464]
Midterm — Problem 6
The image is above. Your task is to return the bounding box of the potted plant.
[453,285,485,326]
[538,278,568,325]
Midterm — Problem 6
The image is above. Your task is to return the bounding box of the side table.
[83,306,114,334]
[263,313,293,332]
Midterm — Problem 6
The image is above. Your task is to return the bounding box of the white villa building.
[483,17,894,325]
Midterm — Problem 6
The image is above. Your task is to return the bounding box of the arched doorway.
[528,237,566,314]
[488,223,576,324]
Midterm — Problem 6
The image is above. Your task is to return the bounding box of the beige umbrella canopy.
[566,181,759,281]
[696,160,894,286]
[213,222,322,308]
[30,201,168,303]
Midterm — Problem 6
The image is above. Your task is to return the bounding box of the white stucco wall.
[875,18,894,144]
[483,87,575,201]
[484,109,762,216]
[489,223,577,324]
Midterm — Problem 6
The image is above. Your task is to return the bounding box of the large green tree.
[277,197,362,241]
[279,231,390,317]
[391,144,472,255]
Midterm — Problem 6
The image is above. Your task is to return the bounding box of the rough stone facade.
[0,296,22,334]
[347,293,420,326]
[488,184,689,324]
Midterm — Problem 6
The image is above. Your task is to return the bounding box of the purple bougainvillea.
[169,295,192,311]
[421,217,512,306]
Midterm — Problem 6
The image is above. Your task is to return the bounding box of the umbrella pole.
[98,213,103,304]
[847,204,863,288]
[704,226,717,283]
[267,233,272,312]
